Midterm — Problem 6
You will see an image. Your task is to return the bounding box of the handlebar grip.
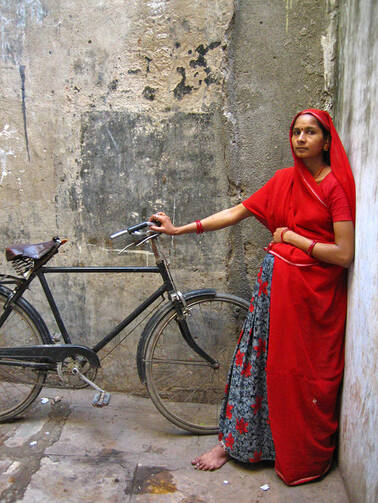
[111,220,161,240]
[127,220,161,234]
[127,222,150,234]
[110,229,129,240]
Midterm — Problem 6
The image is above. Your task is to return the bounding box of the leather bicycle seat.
[5,240,57,262]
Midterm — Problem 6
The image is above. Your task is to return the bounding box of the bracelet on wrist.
[281,227,289,242]
[196,220,204,234]
[307,240,318,256]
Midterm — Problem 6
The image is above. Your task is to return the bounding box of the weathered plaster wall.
[336,1,377,502]
[0,0,334,391]
[223,0,338,298]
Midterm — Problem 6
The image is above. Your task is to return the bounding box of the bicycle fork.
[170,292,219,369]
[152,241,219,368]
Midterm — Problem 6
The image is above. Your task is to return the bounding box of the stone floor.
[0,389,350,502]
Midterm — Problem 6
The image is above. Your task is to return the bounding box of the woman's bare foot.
[191,444,230,471]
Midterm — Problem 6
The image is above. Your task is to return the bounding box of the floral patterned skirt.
[218,253,276,463]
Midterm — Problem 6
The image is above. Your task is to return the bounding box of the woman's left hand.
[272,227,289,243]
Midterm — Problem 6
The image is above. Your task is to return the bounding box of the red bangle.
[281,227,289,242]
[307,240,318,256]
[196,220,204,234]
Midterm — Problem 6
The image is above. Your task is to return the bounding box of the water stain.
[125,465,176,495]
[143,444,166,454]
[180,497,207,503]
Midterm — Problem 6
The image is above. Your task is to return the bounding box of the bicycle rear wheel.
[144,293,249,434]
[0,287,49,422]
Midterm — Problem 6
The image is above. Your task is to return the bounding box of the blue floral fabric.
[218,253,276,463]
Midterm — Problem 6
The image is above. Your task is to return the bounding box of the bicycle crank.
[56,354,97,389]
[71,368,111,407]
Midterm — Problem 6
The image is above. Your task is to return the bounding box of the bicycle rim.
[144,293,248,434]
[0,293,46,421]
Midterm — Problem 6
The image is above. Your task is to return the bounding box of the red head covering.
[243,108,356,265]
[290,109,356,224]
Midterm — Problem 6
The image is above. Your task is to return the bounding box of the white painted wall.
[337,1,377,502]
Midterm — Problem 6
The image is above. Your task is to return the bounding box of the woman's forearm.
[283,221,355,268]
[158,204,251,236]
[175,204,250,235]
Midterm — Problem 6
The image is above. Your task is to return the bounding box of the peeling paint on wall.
[0,0,47,64]
[321,0,339,109]
[0,124,17,186]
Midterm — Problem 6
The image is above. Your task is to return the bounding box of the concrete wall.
[223,0,338,297]
[336,1,378,502]
[0,0,334,391]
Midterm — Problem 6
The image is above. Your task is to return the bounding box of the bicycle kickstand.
[71,367,111,407]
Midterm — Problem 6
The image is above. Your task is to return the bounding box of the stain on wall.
[78,110,229,269]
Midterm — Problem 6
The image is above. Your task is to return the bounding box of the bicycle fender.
[182,288,217,300]
[0,285,52,343]
[136,288,217,384]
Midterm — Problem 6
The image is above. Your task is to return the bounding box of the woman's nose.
[297,131,306,142]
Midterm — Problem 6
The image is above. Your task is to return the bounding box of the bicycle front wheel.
[144,293,249,434]
[0,287,49,422]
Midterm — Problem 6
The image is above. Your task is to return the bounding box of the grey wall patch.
[78,111,229,269]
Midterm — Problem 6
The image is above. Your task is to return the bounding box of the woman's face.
[291,114,329,164]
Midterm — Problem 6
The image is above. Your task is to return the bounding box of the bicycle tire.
[0,285,51,422]
[143,292,249,434]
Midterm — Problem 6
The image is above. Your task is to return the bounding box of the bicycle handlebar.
[110,221,161,240]
[127,222,153,234]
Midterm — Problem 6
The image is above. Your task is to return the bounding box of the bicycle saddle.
[6,240,57,261]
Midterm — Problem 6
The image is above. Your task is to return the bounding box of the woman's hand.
[149,212,177,235]
[272,227,289,243]
[271,223,354,268]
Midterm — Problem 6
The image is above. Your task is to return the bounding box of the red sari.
[242,110,355,485]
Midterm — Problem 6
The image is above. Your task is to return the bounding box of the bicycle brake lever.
[117,232,159,254]
[117,242,136,254]
[136,233,160,247]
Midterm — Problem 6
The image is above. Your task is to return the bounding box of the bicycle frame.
[37,262,168,352]
[0,241,218,366]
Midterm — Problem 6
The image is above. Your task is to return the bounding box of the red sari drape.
[242,110,355,485]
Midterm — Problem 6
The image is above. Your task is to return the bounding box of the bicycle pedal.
[92,392,111,407]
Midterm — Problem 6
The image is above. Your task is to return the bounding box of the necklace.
[313,166,328,181]
[314,168,324,179]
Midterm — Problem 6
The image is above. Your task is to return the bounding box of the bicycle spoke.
[144,294,248,433]
[0,288,46,421]
[148,358,212,366]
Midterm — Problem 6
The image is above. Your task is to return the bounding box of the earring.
[324,145,329,152]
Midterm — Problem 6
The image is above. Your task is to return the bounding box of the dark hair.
[314,117,331,166]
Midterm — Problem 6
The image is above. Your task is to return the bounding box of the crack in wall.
[19,65,30,162]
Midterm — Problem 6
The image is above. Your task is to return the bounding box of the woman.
[150,109,355,486]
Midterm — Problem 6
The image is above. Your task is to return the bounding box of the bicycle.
[0,222,248,434]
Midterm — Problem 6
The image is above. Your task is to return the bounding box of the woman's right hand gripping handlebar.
[150,204,252,237]
[149,212,179,235]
